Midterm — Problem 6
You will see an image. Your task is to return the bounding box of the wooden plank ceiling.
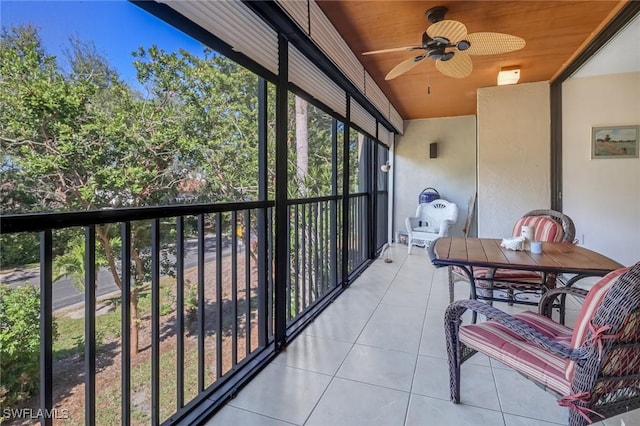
[317,1,625,120]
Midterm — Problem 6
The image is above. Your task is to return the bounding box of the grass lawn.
[51,276,200,424]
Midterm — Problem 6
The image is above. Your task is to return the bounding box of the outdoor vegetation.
[0,20,367,424]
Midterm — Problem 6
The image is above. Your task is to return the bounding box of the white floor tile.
[228,364,331,425]
[493,368,568,424]
[208,246,595,426]
[601,409,640,425]
[419,323,448,359]
[417,305,484,361]
[413,355,501,411]
[336,344,417,391]
[503,413,565,425]
[381,280,430,309]
[273,334,353,375]
[357,303,425,353]
[305,378,409,426]
[301,312,370,343]
[301,294,375,343]
[206,406,295,426]
[405,394,505,426]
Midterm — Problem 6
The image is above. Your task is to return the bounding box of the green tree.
[0,26,271,354]
[53,234,114,291]
[0,284,57,406]
[132,45,262,202]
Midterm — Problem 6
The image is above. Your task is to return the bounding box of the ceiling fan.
[363,6,526,79]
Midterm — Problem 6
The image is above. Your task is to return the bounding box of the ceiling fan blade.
[426,20,467,43]
[464,32,526,55]
[363,46,423,55]
[385,56,424,80]
[435,51,472,78]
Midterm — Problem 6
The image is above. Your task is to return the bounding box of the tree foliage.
[0,284,57,406]
[0,24,345,354]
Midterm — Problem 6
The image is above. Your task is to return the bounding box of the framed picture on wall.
[591,125,639,159]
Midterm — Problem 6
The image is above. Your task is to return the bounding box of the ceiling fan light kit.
[364,5,525,81]
[497,67,521,85]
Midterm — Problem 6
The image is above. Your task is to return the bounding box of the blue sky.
[594,127,637,142]
[1,0,203,86]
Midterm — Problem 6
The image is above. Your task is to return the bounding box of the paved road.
[1,236,229,311]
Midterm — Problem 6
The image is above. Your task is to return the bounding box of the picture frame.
[591,125,639,159]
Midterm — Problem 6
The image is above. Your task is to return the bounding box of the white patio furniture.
[405,199,458,254]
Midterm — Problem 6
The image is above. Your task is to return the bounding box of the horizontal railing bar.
[286,194,340,205]
[0,200,274,234]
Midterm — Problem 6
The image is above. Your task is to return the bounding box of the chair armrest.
[445,299,586,361]
[405,216,420,233]
[538,287,588,318]
[438,219,455,237]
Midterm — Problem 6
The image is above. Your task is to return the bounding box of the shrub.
[0,284,57,406]
[0,233,39,268]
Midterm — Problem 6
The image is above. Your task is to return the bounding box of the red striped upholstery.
[470,266,540,280]
[452,266,548,290]
[460,311,572,395]
[512,216,565,242]
[565,267,630,381]
[453,266,541,280]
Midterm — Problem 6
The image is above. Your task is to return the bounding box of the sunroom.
[0,1,639,425]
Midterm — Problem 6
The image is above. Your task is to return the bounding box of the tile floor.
[206,245,639,426]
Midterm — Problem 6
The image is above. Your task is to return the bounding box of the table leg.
[458,265,478,324]
[558,273,591,324]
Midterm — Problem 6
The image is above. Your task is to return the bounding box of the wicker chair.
[448,209,576,305]
[405,199,458,254]
[445,263,640,426]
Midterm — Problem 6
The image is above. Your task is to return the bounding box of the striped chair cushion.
[453,266,548,290]
[475,267,543,287]
[565,267,630,381]
[453,266,541,280]
[512,216,564,242]
[460,311,572,395]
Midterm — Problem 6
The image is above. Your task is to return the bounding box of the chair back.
[570,263,640,421]
[512,209,576,243]
[415,200,458,232]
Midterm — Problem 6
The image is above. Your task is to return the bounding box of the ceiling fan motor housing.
[427,48,454,61]
[425,6,448,24]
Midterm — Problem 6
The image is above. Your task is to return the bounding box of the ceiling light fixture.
[497,66,520,85]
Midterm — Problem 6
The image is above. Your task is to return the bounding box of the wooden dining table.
[429,237,624,321]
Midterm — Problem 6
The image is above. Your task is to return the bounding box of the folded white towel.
[500,236,526,251]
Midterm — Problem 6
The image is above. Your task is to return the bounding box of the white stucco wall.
[562,72,640,266]
[477,82,551,238]
[393,116,477,240]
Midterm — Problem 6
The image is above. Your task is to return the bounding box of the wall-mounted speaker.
[429,142,438,159]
